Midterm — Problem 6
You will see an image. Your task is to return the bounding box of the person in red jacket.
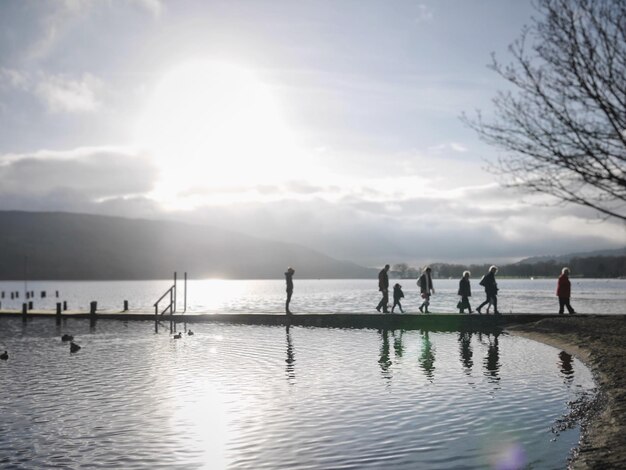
[557,267,576,314]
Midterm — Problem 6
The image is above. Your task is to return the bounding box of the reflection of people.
[557,267,576,314]
[285,324,295,384]
[458,331,473,373]
[457,271,473,314]
[419,330,435,381]
[484,332,500,382]
[477,266,500,315]
[418,267,435,313]
[376,264,390,313]
[558,350,574,385]
[378,329,392,381]
[391,283,405,313]
[285,267,295,315]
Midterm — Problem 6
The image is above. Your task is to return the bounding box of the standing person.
[476,266,500,314]
[392,283,405,313]
[285,267,295,315]
[418,267,435,313]
[457,271,473,314]
[376,264,390,313]
[557,267,576,314]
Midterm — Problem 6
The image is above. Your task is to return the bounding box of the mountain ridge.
[0,210,377,280]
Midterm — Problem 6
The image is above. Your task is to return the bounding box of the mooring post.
[173,271,177,313]
[21,303,27,322]
[123,300,129,311]
[90,301,97,316]
[184,271,187,313]
[56,302,62,324]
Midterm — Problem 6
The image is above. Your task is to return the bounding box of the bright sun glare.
[135,60,298,207]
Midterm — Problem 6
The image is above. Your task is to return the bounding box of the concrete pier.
[0,309,617,332]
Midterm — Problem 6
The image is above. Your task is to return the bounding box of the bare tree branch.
[463,0,626,221]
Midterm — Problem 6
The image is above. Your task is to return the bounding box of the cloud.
[0,68,104,113]
[35,73,103,113]
[0,147,159,202]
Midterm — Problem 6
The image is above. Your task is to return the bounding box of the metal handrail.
[154,285,175,316]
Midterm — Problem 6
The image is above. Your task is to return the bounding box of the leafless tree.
[464,0,626,221]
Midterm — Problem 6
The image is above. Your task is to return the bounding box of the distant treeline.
[391,256,626,279]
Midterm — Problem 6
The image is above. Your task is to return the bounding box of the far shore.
[507,316,626,469]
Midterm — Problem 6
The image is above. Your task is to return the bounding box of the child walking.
[392,283,405,313]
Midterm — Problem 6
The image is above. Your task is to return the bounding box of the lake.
[0,278,624,314]
[0,317,594,469]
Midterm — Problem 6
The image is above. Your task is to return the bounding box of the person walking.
[457,271,473,314]
[285,267,295,315]
[376,264,390,313]
[391,283,405,313]
[418,267,435,313]
[557,267,576,314]
[476,265,500,314]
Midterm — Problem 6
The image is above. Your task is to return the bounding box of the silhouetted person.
[557,267,576,314]
[376,264,390,313]
[457,270,473,314]
[477,265,500,314]
[418,267,435,313]
[391,283,404,313]
[285,267,295,315]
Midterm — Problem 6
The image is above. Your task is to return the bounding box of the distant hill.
[0,211,377,280]
[517,247,626,264]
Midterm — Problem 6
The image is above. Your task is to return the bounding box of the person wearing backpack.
[417,267,435,313]
[476,265,500,314]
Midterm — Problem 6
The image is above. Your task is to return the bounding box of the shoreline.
[507,316,626,469]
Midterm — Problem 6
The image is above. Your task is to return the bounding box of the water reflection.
[458,331,473,374]
[558,351,574,386]
[419,330,435,382]
[285,325,295,385]
[378,329,392,383]
[484,333,501,384]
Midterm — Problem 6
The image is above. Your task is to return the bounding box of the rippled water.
[1,278,624,314]
[0,317,594,469]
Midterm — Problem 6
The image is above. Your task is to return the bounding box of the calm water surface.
[0,317,594,469]
[0,278,624,314]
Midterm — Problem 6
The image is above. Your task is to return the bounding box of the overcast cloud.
[0,0,623,268]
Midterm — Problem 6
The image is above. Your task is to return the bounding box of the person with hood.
[477,265,500,314]
[376,264,390,313]
[457,271,473,314]
[557,267,576,314]
[285,267,295,315]
[418,267,435,313]
[392,283,405,313]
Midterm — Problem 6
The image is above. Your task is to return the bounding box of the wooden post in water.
[123,300,129,311]
[90,301,97,316]
[21,303,27,322]
[56,302,62,325]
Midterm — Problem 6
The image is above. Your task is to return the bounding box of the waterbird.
[173,333,182,339]
[70,342,81,353]
[61,334,74,342]
[0,351,7,360]
[187,330,194,336]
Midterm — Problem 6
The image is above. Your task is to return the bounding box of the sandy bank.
[507,316,626,469]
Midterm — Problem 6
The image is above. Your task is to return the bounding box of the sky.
[0,0,624,267]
